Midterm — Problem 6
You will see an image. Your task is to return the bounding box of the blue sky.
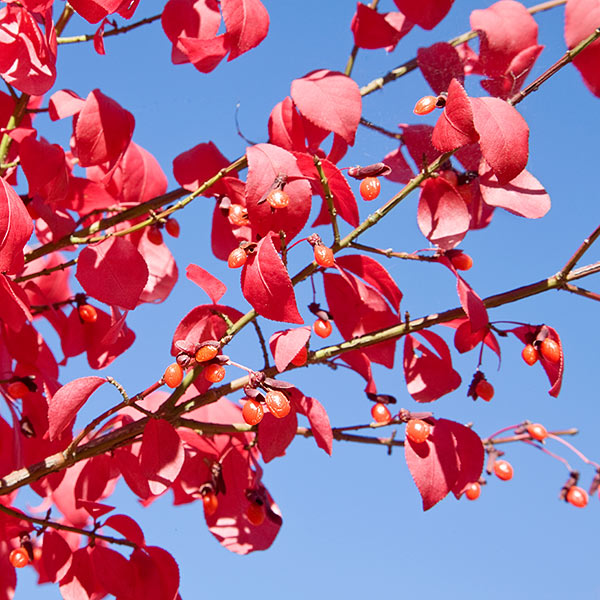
[15,0,600,598]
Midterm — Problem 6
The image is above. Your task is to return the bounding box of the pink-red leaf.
[240,234,303,324]
[405,418,459,510]
[258,409,298,462]
[268,96,307,152]
[186,264,226,304]
[403,331,461,402]
[292,389,333,455]
[221,0,269,60]
[91,546,134,599]
[0,177,33,274]
[393,0,453,30]
[73,89,134,167]
[351,3,413,50]
[417,42,464,94]
[417,177,470,250]
[444,419,484,497]
[291,70,361,145]
[431,78,478,152]
[42,530,73,583]
[76,237,149,310]
[140,419,185,496]
[479,164,550,218]
[103,514,145,547]
[565,0,600,97]
[269,326,311,372]
[48,376,107,440]
[470,96,529,184]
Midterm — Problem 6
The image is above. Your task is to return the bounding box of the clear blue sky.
[15,0,600,598]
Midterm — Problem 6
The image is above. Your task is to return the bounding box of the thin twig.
[13,258,78,283]
[560,283,600,303]
[57,13,161,44]
[557,222,600,280]
[349,242,438,261]
[359,117,404,140]
[252,320,271,370]
[313,155,340,245]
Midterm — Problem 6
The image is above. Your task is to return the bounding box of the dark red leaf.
[417,177,470,250]
[565,0,600,97]
[351,3,413,50]
[258,409,298,462]
[73,89,134,167]
[431,78,479,152]
[221,0,269,60]
[470,96,529,184]
[103,514,145,547]
[58,548,99,600]
[240,234,303,324]
[245,143,312,242]
[42,530,73,583]
[140,419,185,496]
[0,274,32,332]
[405,418,459,510]
[339,351,377,394]
[114,447,151,499]
[186,264,226,304]
[76,237,149,310]
[48,376,107,440]
[382,146,414,183]
[291,70,361,145]
[291,388,333,455]
[403,331,461,402]
[269,326,311,372]
[470,0,539,77]
[69,0,122,23]
[393,0,453,30]
[334,254,402,312]
[478,163,550,219]
[91,546,134,599]
[401,124,440,169]
[0,177,33,274]
[417,42,464,94]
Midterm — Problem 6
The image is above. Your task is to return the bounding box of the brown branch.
[13,258,78,283]
[359,117,404,140]
[560,283,600,303]
[0,503,137,548]
[349,242,438,262]
[557,222,600,279]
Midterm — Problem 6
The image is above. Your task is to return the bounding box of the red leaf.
[565,0,600,97]
[245,143,312,242]
[417,177,470,250]
[257,409,298,462]
[0,274,32,332]
[73,89,134,167]
[268,96,307,152]
[291,70,361,145]
[221,0,269,60]
[59,548,99,600]
[334,254,402,312]
[178,34,230,73]
[114,447,151,499]
[470,96,529,184]
[401,124,440,168]
[323,271,399,367]
[137,234,179,304]
[470,0,539,77]
[240,234,303,324]
[144,546,180,600]
[103,514,145,547]
[417,42,464,94]
[393,0,453,30]
[431,78,479,152]
[403,331,461,402]
[443,419,484,497]
[91,546,134,599]
[478,164,550,219]
[186,264,226,304]
[76,237,149,310]
[292,389,333,455]
[351,3,413,50]
[339,351,377,394]
[48,376,107,440]
[48,89,85,121]
[382,146,414,183]
[268,326,311,372]
[0,177,33,274]
[140,419,185,496]
[69,0,122,23]
[293,153,359,228]
[42,530,73,583]
[405,418,459,510]
[173,141,233,196]
[444,318,500,361]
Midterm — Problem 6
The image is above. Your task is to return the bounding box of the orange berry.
[195,345,219,363]
[465,482,481,500]
[228,204,249,226]
[264,390,291,419]
[494,460,513,481]
[314,245,334,268]
[450,252,473,271]
[78,304,98,323]
[313,319,332,338]
[371,402,391,424]
[540,338,560,363]
[267,189,289,209]
[242,398,264,426]
[567,486,588,508]
[405,419,431,444]
[228,247,247,269]
[413,95,437,115]
[164,363,184,388]
[9,547,29,568]
[527,423,548,441]
[204,363,226,383]
[521,344,538,366]
[359,177,381,201]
